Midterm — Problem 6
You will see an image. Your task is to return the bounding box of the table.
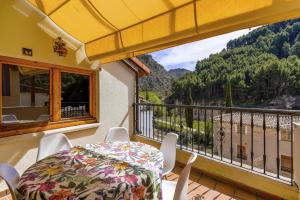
[17,142,164,200]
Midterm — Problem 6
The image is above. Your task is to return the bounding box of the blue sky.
[150,28,253,71]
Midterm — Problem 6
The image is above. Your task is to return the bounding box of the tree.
[225,77,233,107]
[185,87,193,129]
[145,89,149,101]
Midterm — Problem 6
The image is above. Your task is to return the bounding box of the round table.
[17,142,163,200]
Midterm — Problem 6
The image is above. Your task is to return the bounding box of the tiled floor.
[168,165,280,200]
[1,166,280,200]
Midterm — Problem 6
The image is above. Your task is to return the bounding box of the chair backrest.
[37,133,73,161]
[105,127,130,142]
[160,133,178,174]
[174,153,197,200]
[2,114,18,122]
[0,164,20,200]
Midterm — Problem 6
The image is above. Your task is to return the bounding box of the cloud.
[151,28,253,71]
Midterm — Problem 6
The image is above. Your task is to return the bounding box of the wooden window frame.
[0,55,96,138]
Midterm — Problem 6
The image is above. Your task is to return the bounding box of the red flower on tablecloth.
[22,173,38,181]
[38,181,56,192]
[132,186,145,200]
[85,158,98,166]
[124,174,138,184]
[49,189,74,200]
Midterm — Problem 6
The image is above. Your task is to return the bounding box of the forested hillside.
[169,19,300,108]
[138,54,173,96]
[168,68,191,79]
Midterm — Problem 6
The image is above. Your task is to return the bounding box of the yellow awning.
[27,0,300,63]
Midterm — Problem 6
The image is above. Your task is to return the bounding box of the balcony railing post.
[293,122,300,187]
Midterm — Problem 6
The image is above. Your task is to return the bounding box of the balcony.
[134,103,300,199]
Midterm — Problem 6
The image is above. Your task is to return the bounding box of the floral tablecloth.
[17,142,163,200]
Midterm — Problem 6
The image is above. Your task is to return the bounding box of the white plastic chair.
[37,133,73,161]
[2,114,18,123]
[162,153,197,200]
[0,164,20,200]
[105,127,130,142]
[160,133,178,176]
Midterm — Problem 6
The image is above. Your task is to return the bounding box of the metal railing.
[134,103,300,185]
[61,102,89,118]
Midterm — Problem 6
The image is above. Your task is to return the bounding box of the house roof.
[122,57,150,77]
[129,57,151,77]
[214,112,300,129]
[26,0,300,63]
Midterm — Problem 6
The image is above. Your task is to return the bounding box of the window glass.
[1,64,50,124]
[61,72,90,118]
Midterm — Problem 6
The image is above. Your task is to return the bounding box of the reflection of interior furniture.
[0,164,20,200]
[162,153,197,200]
[160,133,178,177]
[36,133,73,161]
[36,114,49,121]
[2,114,19,123]
[105,127,130,142]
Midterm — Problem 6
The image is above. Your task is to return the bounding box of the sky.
[150,28,254,71]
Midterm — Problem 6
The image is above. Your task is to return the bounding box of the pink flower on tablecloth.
[38,181,56,192]
[74,155,84,160]
[128,152,137,157]
[124,174,138,184]
[77,168,91,176]
[102,167,115,176]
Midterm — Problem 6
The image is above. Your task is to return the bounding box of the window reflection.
[61,72,89,118]
[2,64,50,124]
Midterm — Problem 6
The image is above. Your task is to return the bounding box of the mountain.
[170,18,300,108]
[138,55,173,96]
[168,68,191,79]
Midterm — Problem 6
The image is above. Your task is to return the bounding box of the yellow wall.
[0,0,136,192]
[0,0,90,68]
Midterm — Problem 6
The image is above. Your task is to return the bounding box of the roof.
[122,57,150,77]
[214,112,300,129]
[26,0,300,63]
[129,57,151,77]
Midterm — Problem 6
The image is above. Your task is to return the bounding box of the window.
[1,64,50,124]
[281,155,292,172]
[2,65,10,96]
[61,72,90,118]
[235,124,247,134]
[280,129,291,141]
[0,56,96,136]
[237,145,247,160]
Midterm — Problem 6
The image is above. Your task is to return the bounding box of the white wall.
[99,62,136,136]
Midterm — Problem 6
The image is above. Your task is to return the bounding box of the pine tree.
[225,77,233,107]
[145,89,149,101]
[185,87,193,128]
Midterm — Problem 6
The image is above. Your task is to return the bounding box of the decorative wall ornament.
[53,37,68,57]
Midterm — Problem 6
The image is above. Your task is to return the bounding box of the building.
[213,112,300,177]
